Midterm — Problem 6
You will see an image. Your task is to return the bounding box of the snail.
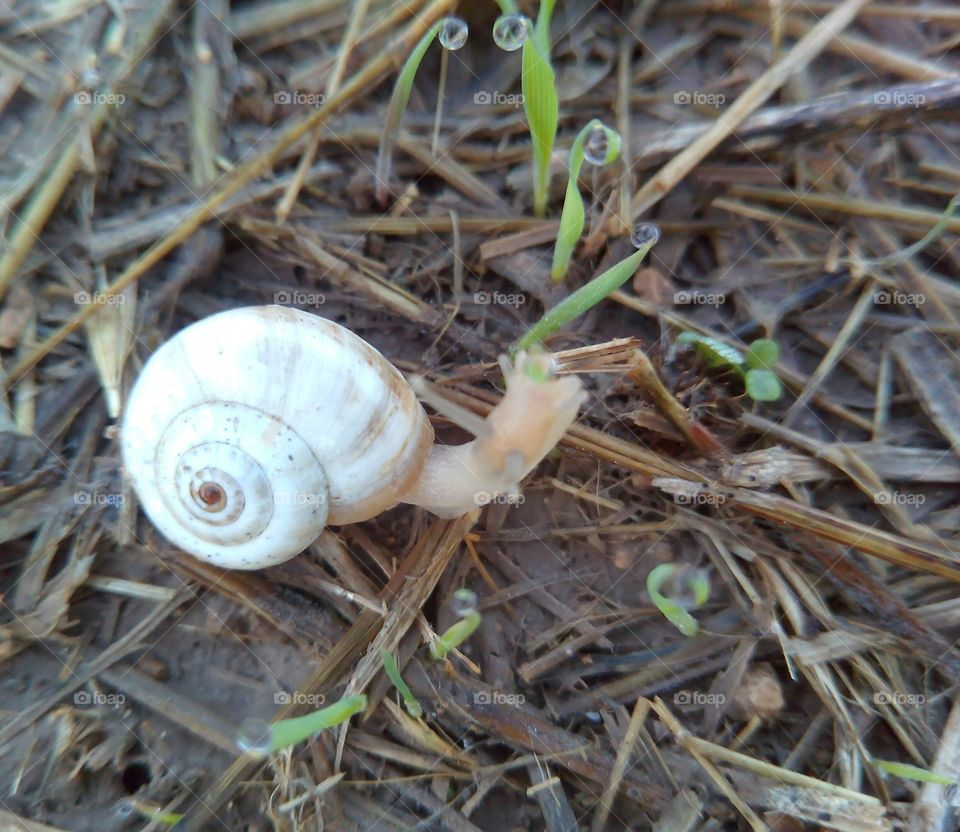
[121,305,586,569]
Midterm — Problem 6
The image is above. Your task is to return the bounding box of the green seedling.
[431,588,481,661]
[677,333,783,402]
[647,563,711,637]
[521,0,558,216]
[375,17,467,206]
[236,693,367,757]
[873,758,954,786]
[514,223,659,353]
[551,119,621,281]
[381,649,423,718]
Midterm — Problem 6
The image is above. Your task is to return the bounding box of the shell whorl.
[121,306,434,569]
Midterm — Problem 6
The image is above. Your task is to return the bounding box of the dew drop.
[450,588,478,617]
[492,14,530,51]
[631,223,660,248]
[583,124,610,165]
[236,718,273,755]
[438,17,468,50]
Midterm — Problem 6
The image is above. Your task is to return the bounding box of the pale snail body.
[122,305,585,570]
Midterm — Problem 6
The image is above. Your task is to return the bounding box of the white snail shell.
[121,306,433,569]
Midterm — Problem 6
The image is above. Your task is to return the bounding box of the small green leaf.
[677,332,745,369]
[746,338,779,370]
[745,368,782,401]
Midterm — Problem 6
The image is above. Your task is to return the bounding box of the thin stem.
[375,20,444,205]
[381,650,423,718]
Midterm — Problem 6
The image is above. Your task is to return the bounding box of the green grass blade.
[375,20,445,205]
[237,694,367,757]
[431,610,481,660]
[515,225,659,353]
[874,758,954,786]
[380,650,423,718]
[535,0,557,46]
[521,34,558,217]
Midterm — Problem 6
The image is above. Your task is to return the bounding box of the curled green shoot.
[514,223,659,354]
[677,333,783,402]
[647,563,710,637]
[375,17,467,207]
[236,693,367,757]
[381,650,423,718]
[431,588,481,661]
[521,0,558,217]
[551,119,621,281]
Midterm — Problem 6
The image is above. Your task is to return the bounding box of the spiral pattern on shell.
[121,306,434,569]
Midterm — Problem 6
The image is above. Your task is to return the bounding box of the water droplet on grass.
[583,124,610,165]
[236,718,273,755]
[451,588,478,617]
[631,223,660,248]
[439,17,468,50]
[493,14,530,51]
